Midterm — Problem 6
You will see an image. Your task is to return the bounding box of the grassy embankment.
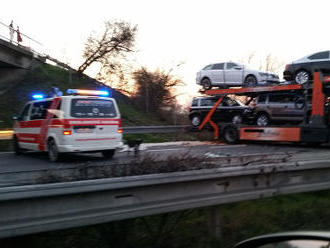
[0,63,202,151]
[2,189,330,248]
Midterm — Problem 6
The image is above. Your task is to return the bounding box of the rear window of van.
[71,99,117,118]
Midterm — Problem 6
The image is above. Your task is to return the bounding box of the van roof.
[26,95,115,104]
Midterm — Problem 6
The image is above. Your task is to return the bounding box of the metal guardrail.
[1,159,330,238]
[122,125,190,134]
[0,126,190,140]
[0,152,291,187]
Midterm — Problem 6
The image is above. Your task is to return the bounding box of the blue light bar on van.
[32,93,45,99]
[67,89,110,97]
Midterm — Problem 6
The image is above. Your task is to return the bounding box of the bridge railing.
[0,21,44,57]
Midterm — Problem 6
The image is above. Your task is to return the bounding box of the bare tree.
[258,53,285,75]
[97,61,137,96]
[239,52,285,79]
[132,67,185,113]
[78,21,137,74]
[247,52,255,65]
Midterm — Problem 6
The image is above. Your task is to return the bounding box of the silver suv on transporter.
[196,62,279,90]
[252,92,311,126]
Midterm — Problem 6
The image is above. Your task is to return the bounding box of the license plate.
[75,128,93,133]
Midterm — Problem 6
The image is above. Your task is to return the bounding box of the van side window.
[30,101,52,120]
[51,101,62,119]
[20,104,31,121]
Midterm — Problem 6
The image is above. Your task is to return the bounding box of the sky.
[1,0,330,105]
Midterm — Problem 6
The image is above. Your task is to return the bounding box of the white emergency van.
[13,89,123,162]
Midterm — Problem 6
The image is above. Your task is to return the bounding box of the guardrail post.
[208,206,222,239]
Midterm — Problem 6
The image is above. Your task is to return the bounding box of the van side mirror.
[12,115,21,121]
[233,66,242,70]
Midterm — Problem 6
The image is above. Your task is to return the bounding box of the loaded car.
[189,96,254,127]
[196,62,279,90]
[284,50,330,84]
[251,92,311,126]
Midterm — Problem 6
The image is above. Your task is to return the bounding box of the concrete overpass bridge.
[0,38,44,68]
[0,21,47,94]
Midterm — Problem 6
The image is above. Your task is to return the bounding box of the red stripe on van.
[17,133,39,143]
[75,138,116,141]
[39,98,61,151]
[19,120,43,128]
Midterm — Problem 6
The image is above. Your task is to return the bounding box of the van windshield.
[71,99,117,118]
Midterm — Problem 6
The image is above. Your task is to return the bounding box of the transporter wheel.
[47,138,61,162]
[191,114,202,127]
[13,136,22,155]
[256,113,270,126]
[232,114,242,124]
[244,75,257,87]
[294,70,310,84]
[223,125,239,144]
[295,98,306,109]
[102,149,115,159]
[201,78,212,90]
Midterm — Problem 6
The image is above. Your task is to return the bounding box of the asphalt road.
[1,140,330,188]
[1,141,329,172]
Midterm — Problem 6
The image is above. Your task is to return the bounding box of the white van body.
[13,95,123,161]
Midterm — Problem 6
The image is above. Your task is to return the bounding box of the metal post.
[208,206,222,239]
[146,83,149,113]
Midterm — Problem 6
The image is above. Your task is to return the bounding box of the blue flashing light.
[99,90,110,97]
[66,89,111,97]
[66,89,76,95]
[32,94,45,100]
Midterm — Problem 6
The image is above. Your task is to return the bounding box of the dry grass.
[35,152,218,184]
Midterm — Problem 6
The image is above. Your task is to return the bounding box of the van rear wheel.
[102,149,115,159]
[48,139,61,162]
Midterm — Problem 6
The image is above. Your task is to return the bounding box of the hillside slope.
[0,63,167,128]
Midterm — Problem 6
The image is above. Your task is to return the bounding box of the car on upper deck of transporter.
[284,50,330,84]
[196,62,279,90]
